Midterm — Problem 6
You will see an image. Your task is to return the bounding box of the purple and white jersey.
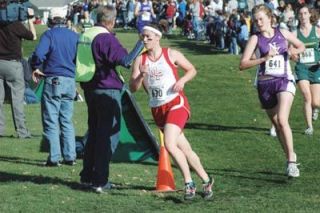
[137,1,153,22]
[256,28,293,80]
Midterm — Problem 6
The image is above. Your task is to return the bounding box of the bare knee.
[277,117,289,130]
[165,143,177,155]
[303,93,312,104]
[312,101,320,109]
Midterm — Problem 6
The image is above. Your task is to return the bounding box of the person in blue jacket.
[31,9,79,167]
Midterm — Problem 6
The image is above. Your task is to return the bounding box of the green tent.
[112,88,159,162]
[33,79,44,101]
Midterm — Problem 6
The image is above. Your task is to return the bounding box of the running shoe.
[286,162,300,178]
[304,127,313,136]
[184,182,196,200]
[312,109,319,121]
[45,160,61,167]
[92,182,113,193]
[202,177,214,200]
[62,160,76,166]
[269,126,277,137]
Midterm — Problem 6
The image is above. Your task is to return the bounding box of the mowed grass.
[0,27,319,212]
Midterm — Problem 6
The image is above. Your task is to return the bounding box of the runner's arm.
[239,35,266,70]
[129,56,145,92]
[119,40,144,68]
[281,29,305,56]
[170,49,196,92]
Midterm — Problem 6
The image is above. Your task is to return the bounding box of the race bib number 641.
[265,55,285,76]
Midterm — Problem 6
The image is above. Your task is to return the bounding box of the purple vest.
[257,28,290,78]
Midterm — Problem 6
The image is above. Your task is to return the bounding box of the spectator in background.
[21,57,39,104]
[89,0,99,11]
[31,9,79,167]
[282,3,295,23]
[135,0,156,34]
[66,19,79,32]
[238,0,247,12]
[33,16,42,25]
[189,0,201,40]
[243,10,251,33]
[315,0,320,9]
[206,0,223,17]
[165,0,177,33]
[213,10,226,50]
[271,0,279,9]
[279,3,296,31]
[227,9,240,55]
[119,0,129,29]
[177,0,187,27]
[89,0,100,23]
[238,15,249,53]
[73,4,81,25]
[0,8,36,138]
[277,0,286,12]
[226,0,238,14]
[265,0,275,10]
[297,0,306,9]
[83,0,89,11]
[127,0,135,28]
[79,10,94,32]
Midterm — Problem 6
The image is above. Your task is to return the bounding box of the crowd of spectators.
[63,0,320,56]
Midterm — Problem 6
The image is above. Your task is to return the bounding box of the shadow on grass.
[163,195,188,204]
[0,170,155,193]
[185,122,269,133]
[112,184,155,191]
[0,134,42,139]
[0,170,87,191]
[162,193,211,204]
[0,155,44,166]
[207,168,289,184]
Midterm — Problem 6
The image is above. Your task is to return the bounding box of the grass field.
[0,27,319,212]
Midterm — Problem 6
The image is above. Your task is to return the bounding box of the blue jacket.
[31,25,79,78]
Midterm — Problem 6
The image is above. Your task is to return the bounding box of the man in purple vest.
[79,5,143,193]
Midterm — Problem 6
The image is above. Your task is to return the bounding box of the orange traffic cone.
[156,131,175,192]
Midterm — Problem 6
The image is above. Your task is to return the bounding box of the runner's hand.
[32,69,45,83]
[139,64,148,78]
[173,79,185,92]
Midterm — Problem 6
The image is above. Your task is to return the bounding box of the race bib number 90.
[299,48,315,64]
[265,55,285,76]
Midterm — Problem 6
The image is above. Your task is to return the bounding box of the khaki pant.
[0,59,30,137]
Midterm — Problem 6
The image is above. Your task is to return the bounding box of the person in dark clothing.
[0,8,36,138]
[79,5,143,193]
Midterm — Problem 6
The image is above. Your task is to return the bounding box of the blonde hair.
[252,4,275,26]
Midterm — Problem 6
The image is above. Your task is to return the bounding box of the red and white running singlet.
[141,48,180,107]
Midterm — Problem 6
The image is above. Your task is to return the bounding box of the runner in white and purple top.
[240,4,305,178]
[257,27,294,80]
[256,27,295,109]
